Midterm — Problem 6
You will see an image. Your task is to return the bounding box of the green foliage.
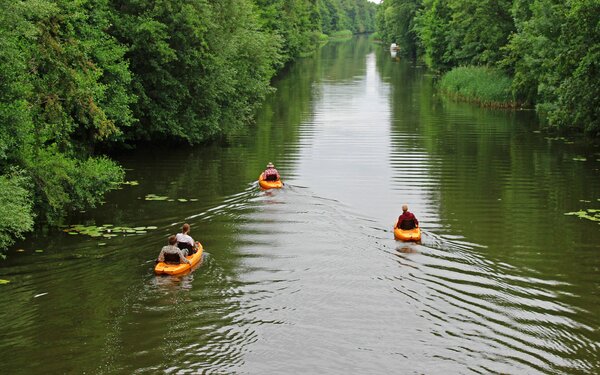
[415,0,451,70]
[549,0,600,135]
[446,0,514,67]
[256,0,319,62]
[440,66,516,107]
[28,0,135,150]
[413,0,514,70]
[0,171,34,251]
[113,0,283,143]
[503,0,600,135]
[0,1,39,165]
[25,147,123,222]
[501,0,564,106]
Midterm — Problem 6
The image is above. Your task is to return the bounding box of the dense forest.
[0,0,376,254]
[376,0,600,136]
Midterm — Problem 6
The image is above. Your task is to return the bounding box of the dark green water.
[1,36,599,374]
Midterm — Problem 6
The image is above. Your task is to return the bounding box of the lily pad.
[66,223,160,238]
[564,208,600,222]
[35,249,44,253]
[145,194,169,201]
[0,279,10,284]
[98,243,107,246]
[573,156,587,162]
[177,198,188,202]
[16,249,25,252]
[122,180,140,186]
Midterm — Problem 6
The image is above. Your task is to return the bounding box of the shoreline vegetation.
[439,67,519,109]
[375,0,600,137]
[0,0,377,255]
[328,30,354,40]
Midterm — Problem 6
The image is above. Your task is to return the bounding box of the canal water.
[1,36,599,374]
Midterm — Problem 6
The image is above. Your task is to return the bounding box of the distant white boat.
[390,43,399,58]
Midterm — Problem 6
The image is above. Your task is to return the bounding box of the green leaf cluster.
[0,171,34,250]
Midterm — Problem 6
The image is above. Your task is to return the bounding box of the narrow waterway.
[1,36,599,374]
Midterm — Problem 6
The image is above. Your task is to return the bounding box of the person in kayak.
[263,162,280,181]
[157,235,191,264]
[176,223,197,254]
[396,205,419,230]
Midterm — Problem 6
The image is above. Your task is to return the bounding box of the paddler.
[396,204,419,230]
[157,235,190,264]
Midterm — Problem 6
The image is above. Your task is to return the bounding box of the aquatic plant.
[64,224,159,238]
[564,209,600,223]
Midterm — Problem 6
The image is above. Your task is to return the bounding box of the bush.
[26,147,123,223]
[317,33,329,44]
[439,66,517,108]
[0,170,34,254]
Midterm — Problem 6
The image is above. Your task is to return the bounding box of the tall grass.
[440,66,518,108]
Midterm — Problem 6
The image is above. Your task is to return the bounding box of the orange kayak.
[394,226,421,242]
[258,173,283,189]
[154,243,204,275]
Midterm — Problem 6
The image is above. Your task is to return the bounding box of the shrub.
[0,170,34,254]
[26,147,123,223]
